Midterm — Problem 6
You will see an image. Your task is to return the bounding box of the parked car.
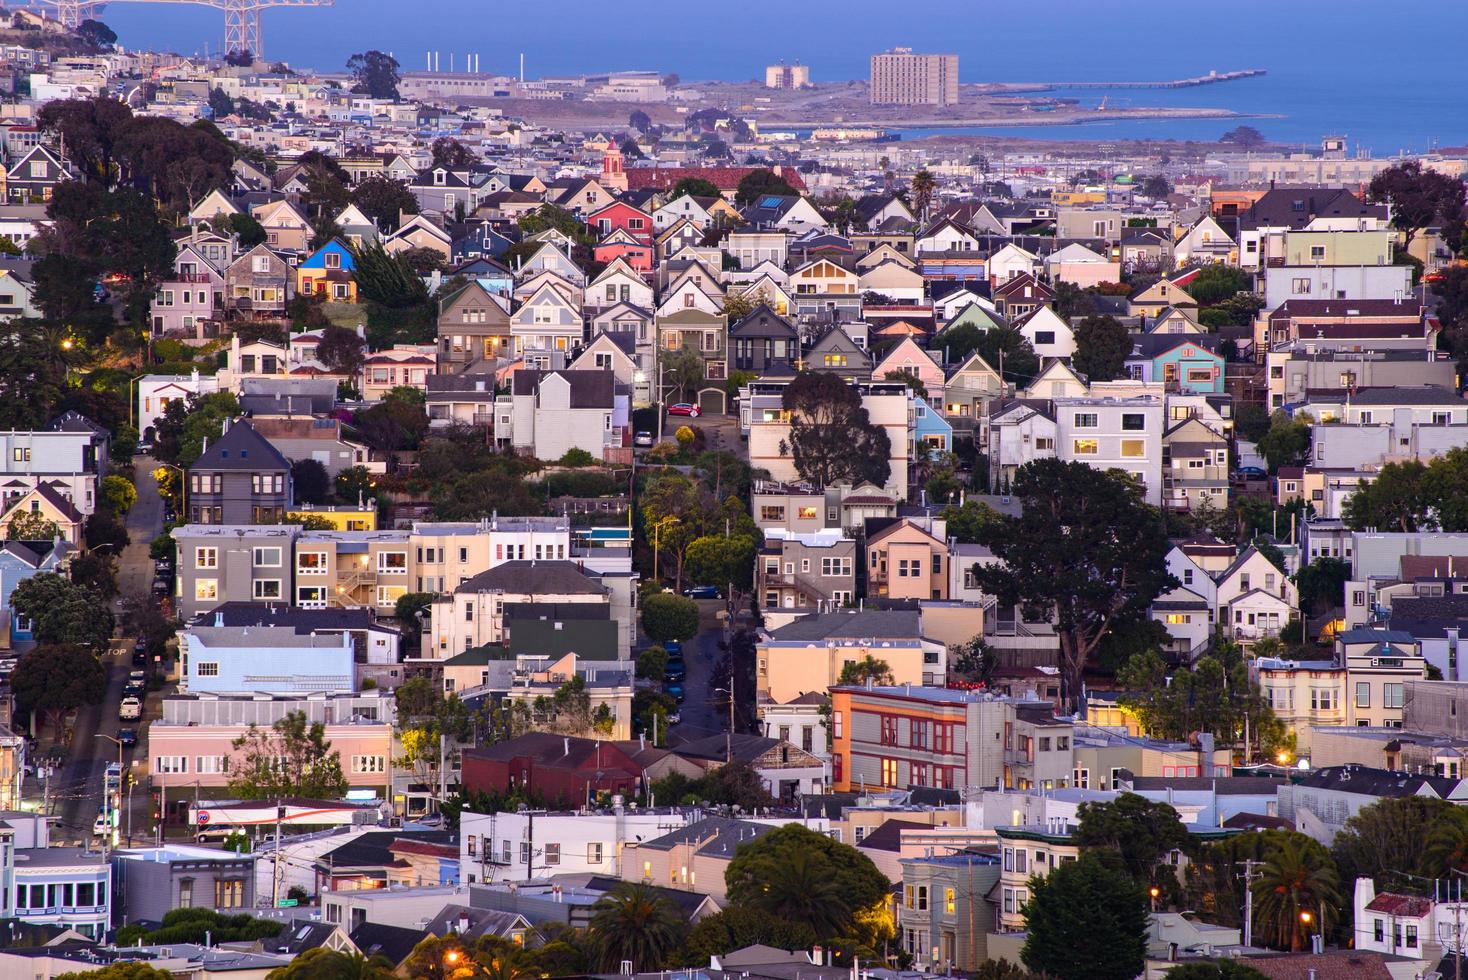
[132,647,148,667]
[118,697,142,721]
[667,403,701,418]
[665,681,686,702]
[663,640,682,657]
[117,728,137,748]
[633,430,655,448]
[683,585,720,599]
[134,441,153,456]
[666,710,682,725]
[665,660,685,681]
[92,809,110,836]
[1235,465,1268,480]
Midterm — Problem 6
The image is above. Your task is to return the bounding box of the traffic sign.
[277,899,298,907]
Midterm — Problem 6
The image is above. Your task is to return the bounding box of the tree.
[1020,853,1148,980]
[57,964,174,980]
[1369,160,1467,250]
[10,573,113,647]
[1219,125,1266,147]
[735,169,798,207]
[36,95,133,185]
[1343,460,1431,531]
[346,50,400,100]
[971,324,1041,386]
[12,644,106,736]
[315,324,366,376]
[208,87,235,118]
[100,474,136,513]
[722,292,754,321]
[974,460,1175,706]
[1423,804,1468,879]
[1294,557,1350,615]
[1186,265,1254,307]
[725,824,888,939]
[264,948,396,980]
[671,177,721,200]
[5,510,59,540]
[1071,314,1131,382]
[76,18,117,50]
[291,458,331,505]
[224,49,253,66]
[1075,793,1189,887]
[228,711,348,800]
[628,109,652,133]
[1253,834,1340,951]
[1140,175,1172,199]
[1163,963,1271,980]
[226,212,267,248]
[589,882,684,971]
[635,646,668,681]
[117,908,282,946]
[1332,795,1452,893]
[351,241,427,308]
[780,372,891,488]
[678,907,815,966]
[837,655,894,686]
[430,136,475,169]
[684,535,755,595]
[909,169,937,220]
[641,593,699,644]
[1255,411,1311,473]
[351,175,418,233]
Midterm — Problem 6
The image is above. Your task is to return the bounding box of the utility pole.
[1237,858,1266,947]
[270,802,283,908]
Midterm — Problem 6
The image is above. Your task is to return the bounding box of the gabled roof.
[348,922,427,967]
[454,559,607,596]
[730,304,798,340]
[1239,187,1384,231]
[190,420,290,472]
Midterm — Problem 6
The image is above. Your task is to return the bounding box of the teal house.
[1125,334,1225,394]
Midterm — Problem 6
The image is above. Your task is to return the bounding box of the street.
[47,458,162,845]
[665,600,732,746]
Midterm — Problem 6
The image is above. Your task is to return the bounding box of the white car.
[118,696,142,721]
[92,809,110,836]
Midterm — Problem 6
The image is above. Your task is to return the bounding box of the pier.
[980,69,1267,93]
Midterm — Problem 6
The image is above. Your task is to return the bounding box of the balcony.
[173,272,215,284]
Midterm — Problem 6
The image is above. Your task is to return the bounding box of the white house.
[499,369,626,462]
[1215,546,1297,643]
[1053,395,1164,506]
[1151,546,1218,661]
[1015,306,1077,361]
[987,243,1040,285]
[137,370,219,441]
[460,809,696,882]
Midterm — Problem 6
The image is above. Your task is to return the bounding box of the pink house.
[871,336,946,410]
[152,241,225,339]
[149,721,393,827]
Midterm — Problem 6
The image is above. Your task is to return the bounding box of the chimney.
[811,947,823,966]
[457,913,469,935]
[214,611,224,628]
[563,737,570,757]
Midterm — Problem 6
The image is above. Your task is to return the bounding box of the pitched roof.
[511,369,616,408]
[348,922,427,966]
[453,560,607,596]
[623,166,807,193]
[463,731,635,770]
[1241,951,1391,980]
[730,304,798,339]
[1239,188,1385,231]
[766,610,922,642]
[190,420,290,472]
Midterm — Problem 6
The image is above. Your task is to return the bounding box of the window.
[11,447,28,462]
[297,551,327,574]
[1121,413,1145,431]
[378,551,407,573]
[1073,412,1097,428]
[1356,682,1371,709]
[297,586,326,607]
[880,715,899,746]
[1121,439,1145,458]
[195,547,218,569]
[880,758,898,787]
[216,879,244,909]
[156,756,188,774]
[588,842,604,864]
[544,843,561,865]
[944,887,956,914]
[1385,683,1404,709]
[352,755,386,774]
[1072,438,1098,455]
[759,505,786,522]
[1074,767,1089,788]
[196,661,220,677]
[1292,277,1312,295]
[195,579,217,602]
[253,579,282,600]
[252,546,281,567]
[1311,688,1336,711]
[178,877,194,908]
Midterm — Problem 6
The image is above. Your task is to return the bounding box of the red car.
[667,403,701,418]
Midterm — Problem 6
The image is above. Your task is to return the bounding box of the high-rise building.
[869,48,959,106]
[765,62,811,89]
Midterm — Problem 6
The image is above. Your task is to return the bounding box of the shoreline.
[763,108,1279,133]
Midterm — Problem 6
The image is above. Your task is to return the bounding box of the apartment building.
[992,824,1082,933]
[424,560,614,658]
[899,851,1002,971]
[293,529,413,613]
[869,48,959,106]
[866,517,949,601]
[830,685,1072,794]
[1265,349,1454,412]
[1252,657,1347,753]
[1162,416,1230,513]
[497,369,628,463]
[171,524,301,621]
[0,413,108,517]
[757,528,856,611]
[460,808,694,884]
[1339,628,1426,728]
[148,692,394,825]
[178,625,355,696]
[1052,396,1165,506]
[186,419,293,525]
[759,611,947,704]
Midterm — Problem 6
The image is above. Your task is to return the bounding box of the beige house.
[293,529,412,612]
[1162,416,1230,513]
[757,610,946,704]
[251,199,311,252]
[620,817,774,901]
[867,518,949,600]
[1251,657,1347,754]
[1128,278,1197,319]
[437,281,512,373]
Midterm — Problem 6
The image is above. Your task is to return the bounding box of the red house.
[587,200,654,247]
[460,733,643,805]
[593,229,655,273]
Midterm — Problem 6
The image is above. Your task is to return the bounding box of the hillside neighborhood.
[2,20,1468,980]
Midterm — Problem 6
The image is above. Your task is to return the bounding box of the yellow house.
[1050,188,1106,207]
[0,485,84,543]
[757,610,945,703]
[287,504,377,532]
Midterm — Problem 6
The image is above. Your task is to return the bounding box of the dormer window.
[434,169,446,185]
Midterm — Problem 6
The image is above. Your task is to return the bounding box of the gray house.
[0,413,108,517]
[113,845,256,925]
[171,524,301,621]
[187,419,293,525]
[730,305,800,375]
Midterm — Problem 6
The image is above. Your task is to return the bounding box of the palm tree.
[1252,836,1340,951]
[589,881,684,971]
[1424,806,1468,878]
[747,847,853,938]
[266,948,397,980]
[910,169,937,222]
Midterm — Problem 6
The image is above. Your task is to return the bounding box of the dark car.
[683,585,721,599]
[663,640,682,657]
[1236,465,1268,480]
[665,660,686,681]
[665,681,686,702]
[132,647,148,667]
[117,728,137,748]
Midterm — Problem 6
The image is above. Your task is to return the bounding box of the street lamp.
[713,685,736,764]
[1149,885,1160,912]
[650,515,680,585]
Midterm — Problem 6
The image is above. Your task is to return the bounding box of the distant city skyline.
[93,0,1468,150]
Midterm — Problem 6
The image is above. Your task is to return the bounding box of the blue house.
[1125,334,1226,394]
[911,396,954,460]
[297,238,358,302]
[181,624,355,695]
[0,545,72,646]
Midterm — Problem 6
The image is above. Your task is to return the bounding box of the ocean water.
[99,0,1468,151]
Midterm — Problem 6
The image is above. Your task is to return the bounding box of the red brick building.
[460,733,642,806]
